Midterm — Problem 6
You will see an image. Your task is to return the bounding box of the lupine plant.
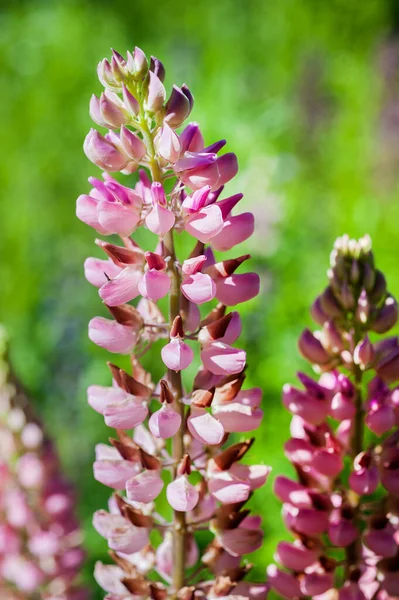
[267,235,399,599]
[77,47,270,599]
[0,328,88,600]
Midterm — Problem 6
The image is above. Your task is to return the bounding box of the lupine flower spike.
[268,235,399,599]
[79,47,270,599]
[0,327,88,600]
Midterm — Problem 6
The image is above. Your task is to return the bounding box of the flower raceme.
[78,47,269,599]
[0,329,88,600]
[267,236,399,600]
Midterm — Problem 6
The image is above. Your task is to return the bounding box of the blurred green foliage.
[1,0,399,596]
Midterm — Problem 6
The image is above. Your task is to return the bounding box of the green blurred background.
[1,0,399,596]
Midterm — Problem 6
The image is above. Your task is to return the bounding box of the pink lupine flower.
[275,540,319,571]
[77,174,142,236]
[0,335,88,600]
[88,316,137,353]
[164,84,193,128]
[99,265,142,305]
[126,469,164,503]
[149,379,182,438]
[138,252,171,300]
[154,121,182,163]
[161,316,194,371]
[201,342,246,375]
[79,46,267,599]
[181,255,216,304]
[349,452,379,495]
[84,128,131,172]
[215,272,260,306]
[93,448,140,490]
[145,182,175,234]
[183,187,224,243]
[93,510,149,554]
[84,256,122,287]
[187,406,225,445]
[268,235,399,600]
[175,148,238,191]
[167,474,199,512]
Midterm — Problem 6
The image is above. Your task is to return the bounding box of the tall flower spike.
[78,46,269,599]
[0,327,88,600]
[268,235,399,600]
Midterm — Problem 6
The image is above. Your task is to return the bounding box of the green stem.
[139,112,186,594]
[345,356,364,575]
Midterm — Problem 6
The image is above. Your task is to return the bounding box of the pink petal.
[76,194,107,233]
[84,129,129,172]
[95,443,120,460]
[219,527,263,557]
[166,475,199,512]
[93,459,140,490]
[97,200,140,237]
[104,397,148,429]
[299,572,334,597]
[87,385,127,414]
[149,405,182,438]
[84,257,122,288]
[94,562,126,595]
[216,273,260,306]
[182,186,211,212]
[201,342,246,375]
[145,71,166,112]
[247,464,271,490]
[187,408,225,445]
[99,267,142,306]
[234,582,269,600]
[185,205,223,243]
[235,387,262,408]
[208,472,251,504]
[138,269,171,300]
[126,470,164,503]
[275,541,318,571]
[93,510,148,554]
[17,453,44,488]
[145,203,175,235]
[155,122,181,163]
[211,212,255,251]
[161,338,194,371]
[213,402,263,432]
[181,272,216,305]
[88,317,136,354]
[182,255,207,276]
[182,299,201,333]
[267,565,301,599]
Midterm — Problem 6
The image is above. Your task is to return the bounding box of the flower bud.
[165,84,193,128]
[145,71,166,112]
[372,296,398,334]
[298,329,330,365]
[84,129,129,172]
[122,84,140,115]
[353,335,375,370]
[120,126,146,162]
[130,46,148,79]
[149,55,165,82]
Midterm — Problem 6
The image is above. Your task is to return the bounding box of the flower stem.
[345,361,364,575]
[164,227,187,594]
[139,111,186,593]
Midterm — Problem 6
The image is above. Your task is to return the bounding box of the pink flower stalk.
[268,235,399,599]
[0,329,88,600]
[79,47,269,598]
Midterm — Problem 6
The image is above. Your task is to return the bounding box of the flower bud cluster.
[0,330,88,600]
[268,235,399,599]
[78,47,269,599]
